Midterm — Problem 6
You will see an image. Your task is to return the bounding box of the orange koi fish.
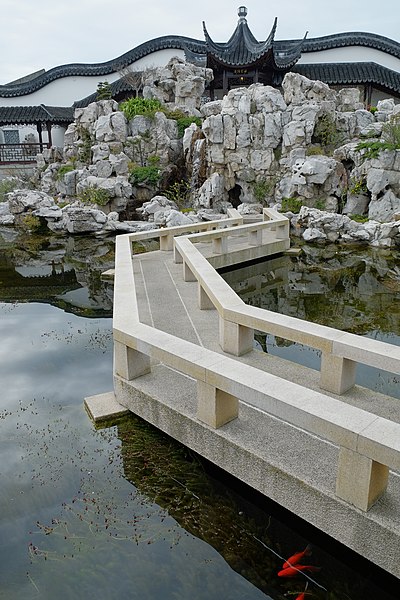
[277,565,321,578]
[282,544,312,569]
[295,594,306,600]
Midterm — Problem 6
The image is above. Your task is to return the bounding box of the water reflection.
[222,244,400,398]
[1,230,399,598]
[0,227,115,316]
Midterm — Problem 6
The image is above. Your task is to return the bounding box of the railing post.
[212,236,228,254]
[249,229,262,246]
[174,245,183,263]
[183,261,197,282]
[336,447,389,511]
[320,352,357,394]
[219,317,254,356]
[197,380,239,428]
[275,221,289,239]
[114,340,151,380]
[159,234,174,251]
[198,284,215,310]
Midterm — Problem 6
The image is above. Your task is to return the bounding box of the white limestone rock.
[95,112,128,143]
[282,73,336,106]
[368,189,400,222]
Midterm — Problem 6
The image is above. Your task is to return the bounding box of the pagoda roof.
[0,8,399,99]
[202,8,306,70]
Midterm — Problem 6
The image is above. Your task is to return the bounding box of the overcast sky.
[1,0,399,85]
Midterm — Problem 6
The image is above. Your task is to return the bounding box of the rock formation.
[1,66,400,245]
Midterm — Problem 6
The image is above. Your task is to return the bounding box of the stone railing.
[174,208,400,396]
[112,210,400,511]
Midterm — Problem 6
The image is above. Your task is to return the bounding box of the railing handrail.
[112,226,400,510]
[172,209,400,386]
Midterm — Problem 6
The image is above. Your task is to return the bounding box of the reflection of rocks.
[0,231,115,316]
[223,243,400,337]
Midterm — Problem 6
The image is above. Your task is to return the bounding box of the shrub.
[96,81,112,100]
[129,164,160,187]
[78,186,111,206]
[350,214,369,223]
[306,145,324,156]
[56,164,75,181]
[164,180,191,209]
[313,113,343,151]
[355,116,400,159]
[349,177,368,195]
[119,97,164,120]
[252,179,276,204]
[281,197,303,213]
[314,198,325,210]
[20,214,42,232]
[164,109,202,137]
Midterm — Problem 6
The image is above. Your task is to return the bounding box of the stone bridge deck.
[85,209,400,579]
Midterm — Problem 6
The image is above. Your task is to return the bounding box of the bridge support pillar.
[320,353,357,394]
[114,340,151,380]
[197,380,239,428]
[219,318,253,356]
[336,447,389,511]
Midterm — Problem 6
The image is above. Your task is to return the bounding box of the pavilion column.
[37,124,43,152]
[46,122,52,147]
[223,70,228,96]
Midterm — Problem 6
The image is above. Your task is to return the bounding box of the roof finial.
[238,6,248,21]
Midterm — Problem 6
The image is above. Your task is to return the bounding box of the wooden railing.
[112,209,400,511]
[0,143,49,164]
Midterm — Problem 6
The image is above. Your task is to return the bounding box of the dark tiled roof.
[0,105,74,125]
[0,36,204,98]
[292,62,400,94]
[202,16,306,70]
[301,32,400,59]
[0,24,399,99]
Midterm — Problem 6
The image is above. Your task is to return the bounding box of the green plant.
[368,105,378,114]
[20,213,41,231]
[119,97,164,120]
[129,164,160,187]
[56,164,75,181]
[350,214,369,223]
[164,109,202,137]
[96,81,112,100]
[313,113,343,151]
[281,197,303,213]
[349,177,368,195]
[314,198,325,210]
[382,114,400,146]
[355,115,400,159]
[78,186,111,206]
[77,127,94,164]
[164,180,191,209]
[0,178,20,202]
[306,145,324,156]
[252,179,276,204]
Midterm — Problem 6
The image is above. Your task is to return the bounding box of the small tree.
[96,81,112,101]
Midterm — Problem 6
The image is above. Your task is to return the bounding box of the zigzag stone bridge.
[85,208,400,580]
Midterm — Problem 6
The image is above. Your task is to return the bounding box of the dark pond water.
[1,227,399,599]
[222,243,400,399]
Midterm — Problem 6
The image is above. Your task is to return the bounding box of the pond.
[222,242,400,399]
[0,227,399,599]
